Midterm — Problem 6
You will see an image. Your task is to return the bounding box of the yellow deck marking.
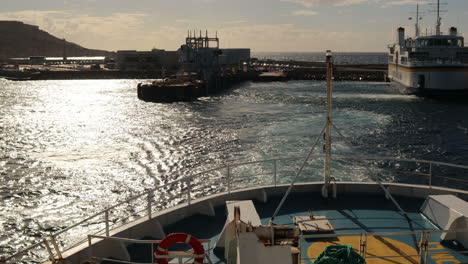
[307,236,419,264]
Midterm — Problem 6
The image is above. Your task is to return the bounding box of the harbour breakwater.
[0,69,174,81]
[249,60,387,82]
[0,61,387,82]
[0,61,388,103]
[136,64,388,102]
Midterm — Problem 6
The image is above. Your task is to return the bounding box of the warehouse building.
[115,49,179,71]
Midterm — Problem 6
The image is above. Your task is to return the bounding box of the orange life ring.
[155,233,205,264]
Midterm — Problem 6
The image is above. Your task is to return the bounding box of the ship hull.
[388,63,468,99]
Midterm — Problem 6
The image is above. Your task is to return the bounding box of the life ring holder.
[155,233,205,264]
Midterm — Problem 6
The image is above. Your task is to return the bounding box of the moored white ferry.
[387,3,468,98]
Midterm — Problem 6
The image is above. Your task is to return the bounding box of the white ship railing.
[86,235,212,264]
[83,229,468,264]
[3,154,468,263]
[406,59,468,66]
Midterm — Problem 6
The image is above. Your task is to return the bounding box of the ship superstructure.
[387,2,468,97]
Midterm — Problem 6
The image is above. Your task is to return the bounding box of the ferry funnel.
[397,27,405,45]
[450,27,458,36]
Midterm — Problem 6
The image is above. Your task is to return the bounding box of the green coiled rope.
[313,245,366,264]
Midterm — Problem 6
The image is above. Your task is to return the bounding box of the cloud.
[220,19,247,25]
[0,10,390,52]
[381,0,428,7]
[175,19,200,24]
[0,10,154,51]
[218,23,390,52]
[282,0,427,8]
[290,10,318,16]
[281,0,377,7]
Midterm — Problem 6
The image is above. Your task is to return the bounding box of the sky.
[1,0,467,52]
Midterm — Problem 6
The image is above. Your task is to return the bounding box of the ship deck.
[115,192,468,264]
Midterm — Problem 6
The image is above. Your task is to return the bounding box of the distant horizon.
[252,51,388,53]
[1,0,467,52]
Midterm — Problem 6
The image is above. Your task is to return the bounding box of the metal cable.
[270,123,327,222]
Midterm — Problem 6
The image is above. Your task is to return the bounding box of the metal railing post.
[147,191,153,220]
[273,160,277,187]
[43,239,54,261]
[419,231,429,264]
[424,231,429,264]
[88,235,93,263]
[187,179,192,205]
[298,235,301,264]
[227,166,231,194]
[418,231,423,264]
[105,210,110,236]
[49,235,63,260]
[151,243,154,264]
[429,163,432,188]
[362,234,367,261]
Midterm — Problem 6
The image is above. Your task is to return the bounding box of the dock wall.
[1,62,388,82]
[0,70,173,80]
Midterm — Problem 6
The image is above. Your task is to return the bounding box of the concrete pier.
[0,61,387,82]
[0,69,173,80]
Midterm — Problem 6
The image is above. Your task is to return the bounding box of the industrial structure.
[116,31,249,74]
[178,31,250,78]
[115,49,179,71]
[137,31,251,102]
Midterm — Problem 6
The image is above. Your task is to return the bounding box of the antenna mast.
[428,0,447,35]
[410,4,424,37]
[416,4,420,37]
[436,0,441,35]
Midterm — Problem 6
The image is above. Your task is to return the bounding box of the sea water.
[1,77,468,257]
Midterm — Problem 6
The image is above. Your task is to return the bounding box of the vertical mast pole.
[323,50,333,198]
[416,4,420,37]
[436,0,441,35]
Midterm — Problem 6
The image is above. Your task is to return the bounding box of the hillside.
[0,21,112,60]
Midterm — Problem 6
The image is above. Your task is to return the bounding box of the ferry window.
[388,55,393,62]
[446,39,459,47]
[457,53,468,63]
[409,52,428,61]
[417,38,463,47]
[417,39,429,47]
